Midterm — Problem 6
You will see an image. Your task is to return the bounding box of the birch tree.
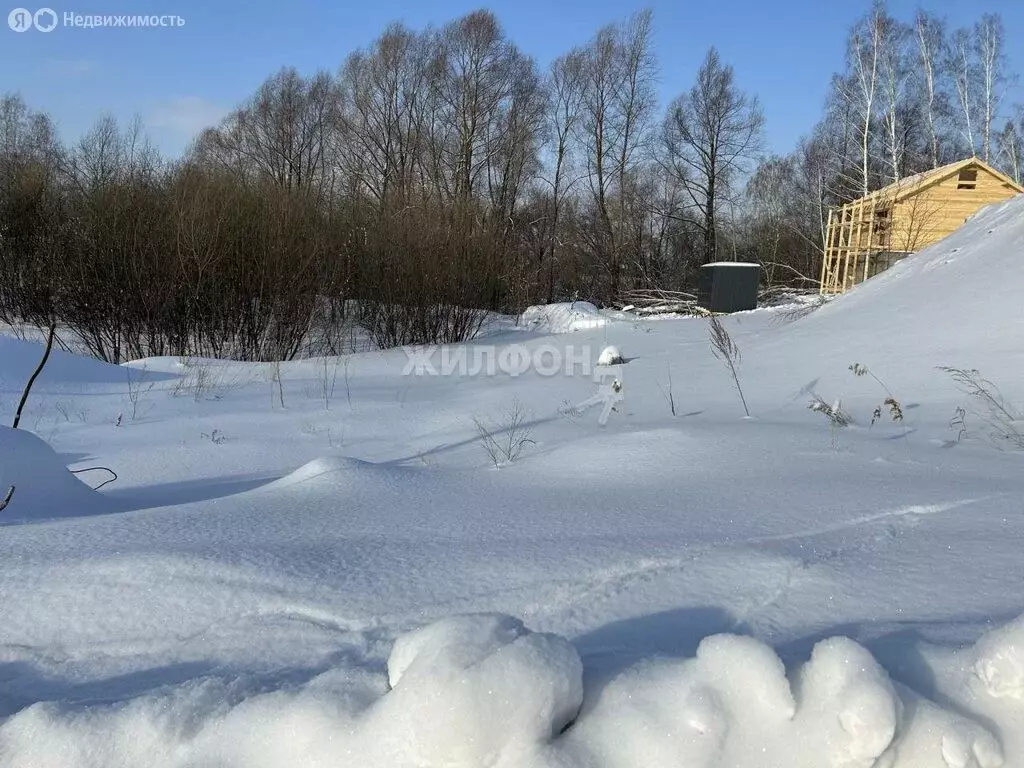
[914,10,947,168]
[975,14,1010,162]
[948,27,979,155]
[878,15,911,183]
[538,49,586,299]
[996,120,1022,182]
[842,1,890,197]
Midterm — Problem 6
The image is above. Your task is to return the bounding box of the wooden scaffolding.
[820,195,893,295]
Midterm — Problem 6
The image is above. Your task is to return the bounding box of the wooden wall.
[889,165,1020,252]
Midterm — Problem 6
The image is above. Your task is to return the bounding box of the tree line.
[1,3,1020,361]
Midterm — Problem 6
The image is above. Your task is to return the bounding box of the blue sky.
[2,0,1022,157]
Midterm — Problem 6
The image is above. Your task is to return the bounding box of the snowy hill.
[2,196,1024,767]
[775,196,1024,376]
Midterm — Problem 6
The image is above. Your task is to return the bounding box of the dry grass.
[708,315,750,417]
[938,366,1024,449]
[474,402,536,468]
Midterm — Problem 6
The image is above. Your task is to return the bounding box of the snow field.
[2,196,1024,766]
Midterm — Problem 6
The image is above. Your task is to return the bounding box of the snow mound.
[973,616,1024,701]
[10,613,1024,768]
[0,613,584,768]
[597,345,624,365]
[373,614,583,767]
[0,426,112,523]
[387,613,528,687]
[520,302,609,333]
[0,334,133,385]
[259,455,384,492]
[569,633,900,768]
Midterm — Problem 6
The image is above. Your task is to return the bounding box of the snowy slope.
[752,197,1024,393]
[1,196,1024,767]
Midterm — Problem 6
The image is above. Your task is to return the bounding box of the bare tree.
[975,14,1011,162]
[197,68,341,200]
[534,49,586,301]
[432,10,536,209]
[577,9,656,301]
[996,119,1022,182]
[844,1,887,197]
[878,14,912,183]
[914,10,947,168]
[337,24,431,209]
[664,47,764,264]
[948,26,979,155]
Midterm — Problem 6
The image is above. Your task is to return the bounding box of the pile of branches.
[615,289,709,317]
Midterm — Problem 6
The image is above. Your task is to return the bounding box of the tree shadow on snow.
[0,660,221,718]
[0,641,389,720]
[386,414,562,467]
[57,451,97,465]
[103,472,280,512]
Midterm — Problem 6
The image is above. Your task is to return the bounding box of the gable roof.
[856,157,1024,206]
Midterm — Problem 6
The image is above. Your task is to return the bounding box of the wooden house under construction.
[820,157,1023,294]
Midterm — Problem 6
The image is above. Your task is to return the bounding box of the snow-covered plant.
[950,406,968,443]
[808,395,853,428]
[271,360,286,409]
[938,366,1024,449]
[809,394,853,447]
[201,429,228,445]
[871,398,904,427]
[319,356,340,411]
[708,316,750,417]
[772,294,827,326]
[125,365,155,422]
[173,358,214,402]
[474,402,535,469]
[850,363,905,431]
[558,400,583,419]
[658,364,677,417]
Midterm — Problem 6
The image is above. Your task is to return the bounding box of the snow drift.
[0,334,136,385]
[5,612,1024,768]
[0,426,112,523]
[520,302,609,333]
[772,196,1024,373]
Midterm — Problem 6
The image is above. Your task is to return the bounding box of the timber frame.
[820,157,1023,295]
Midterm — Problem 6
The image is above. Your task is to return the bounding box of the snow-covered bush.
[597,345,624,366]
[520,302,608,334]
